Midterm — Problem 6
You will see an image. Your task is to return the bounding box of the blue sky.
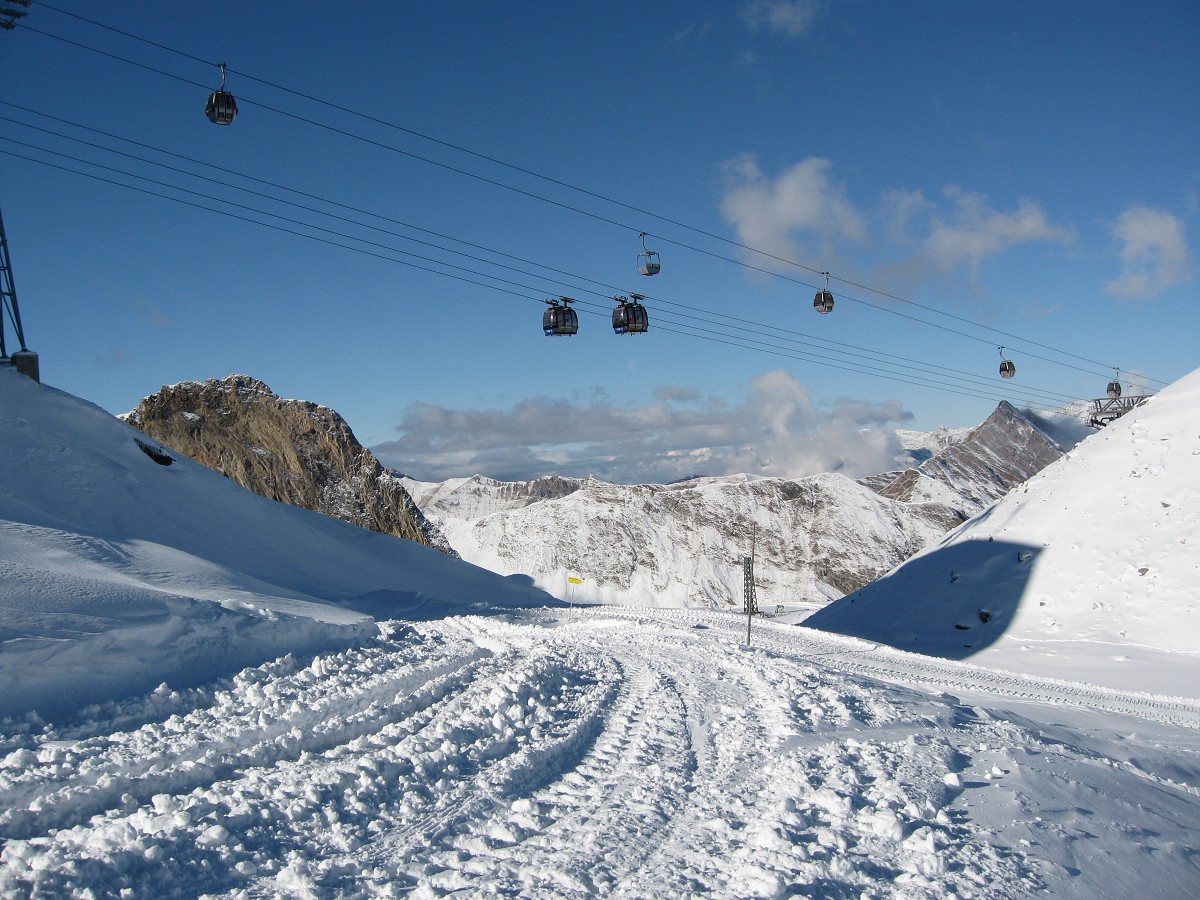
[2,0,1196,483]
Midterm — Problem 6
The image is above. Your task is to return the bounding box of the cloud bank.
[373,370,912,484]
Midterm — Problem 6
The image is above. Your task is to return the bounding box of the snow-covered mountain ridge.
[0,370,549,719]
[403,401,1067,608]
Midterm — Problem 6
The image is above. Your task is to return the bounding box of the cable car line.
[0,147,547,304]
[645,315,1067,408]
[1,142,1096,413]
[651,311,1072,409]
[0,107,1096,408]
[14,13,1162,388]
[0,110,1080,408]
[643,231,1136,384]
[15,22,641,237]
[557,303,1052,408]
[34,0,1134,383]
[0,119,1091,410]
[0,120,1086,409]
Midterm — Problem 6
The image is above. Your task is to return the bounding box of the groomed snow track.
[1,608,1197,898]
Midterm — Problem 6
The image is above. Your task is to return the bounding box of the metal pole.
[0,204,26,357]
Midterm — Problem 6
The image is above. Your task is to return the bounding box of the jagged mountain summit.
[866,401,1066,515]
[403,402,1067,610]
[126,376,453,555]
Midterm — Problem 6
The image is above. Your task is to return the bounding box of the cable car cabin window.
[205,91,238,125]
[813,290,834,314]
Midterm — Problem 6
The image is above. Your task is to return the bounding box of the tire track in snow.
[578,607,1200,728]
[0,628,490,838]
[0,622,618,897]
[2,609,1182,898]
[399,622,698,896]
[389,614,1041,898]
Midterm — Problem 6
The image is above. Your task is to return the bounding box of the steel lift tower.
[1,1,38,381]
[0,204,38,382]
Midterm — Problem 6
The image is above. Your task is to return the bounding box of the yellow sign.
[568,577,583,585]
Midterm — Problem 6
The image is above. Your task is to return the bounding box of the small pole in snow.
[743,555,757,646]
[743,519,758,646]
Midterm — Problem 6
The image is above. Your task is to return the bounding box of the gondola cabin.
[542,297,579,336]
[636,232,661,276]
[1107,380,1122,399]
[999,359,1016,379]
[813,289,834,314]
[205,90,238,125]
[205,63,238,125]
[612,294,649,334]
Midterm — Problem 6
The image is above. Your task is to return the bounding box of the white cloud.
[718,161,1077,293]
[719,156,867,268]
[1105,205,1191,300]
[921,186,1076,275]
[373,370,911,484]
[879,188,932,246]
[743,0,824,38]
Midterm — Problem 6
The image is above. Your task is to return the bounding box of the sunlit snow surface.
[1,367,1198,897]
[808,367,1200,695]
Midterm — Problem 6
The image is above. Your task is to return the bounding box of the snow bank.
[0,370,553,719]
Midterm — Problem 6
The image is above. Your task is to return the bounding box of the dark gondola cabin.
[1107,380,1122,399]
[205,90,238,125]
[612,295,649,334]
[543,297,579,336]
[998,347,1016,379]
[813,271,834,313]
[205,64,238,125]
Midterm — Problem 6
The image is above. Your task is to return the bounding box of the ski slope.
[1,367,1198,897]
[2,608,1198,898]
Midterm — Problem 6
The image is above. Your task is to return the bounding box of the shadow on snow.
[804,539,1041,661]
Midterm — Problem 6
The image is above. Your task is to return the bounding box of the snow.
[807,366,1200,697]
[2,365,1199,897]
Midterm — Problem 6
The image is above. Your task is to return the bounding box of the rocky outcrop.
[126,376,454,555]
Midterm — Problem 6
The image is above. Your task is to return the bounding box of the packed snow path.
[2,609,1198,898]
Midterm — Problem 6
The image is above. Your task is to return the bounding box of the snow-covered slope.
[2,367,1199,897]
[0,369,551,718]
[807,367,1200,696]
